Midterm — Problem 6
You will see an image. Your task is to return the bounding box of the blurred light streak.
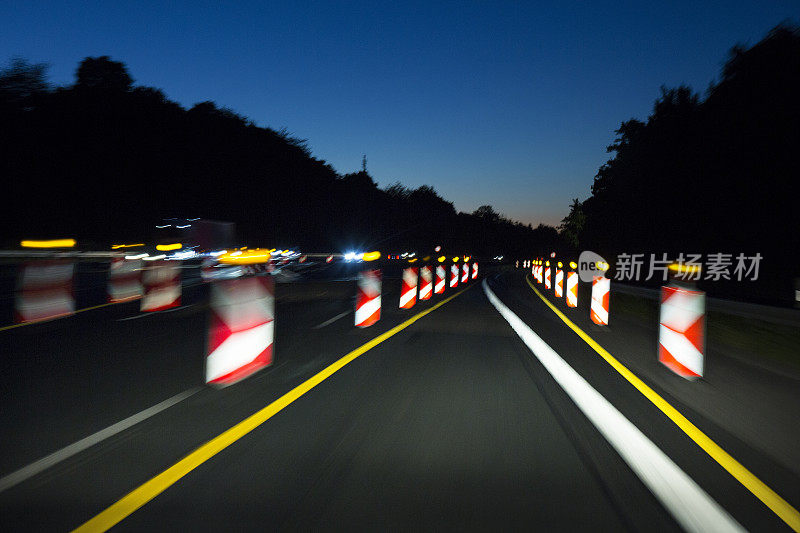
[669,263,702,274]
[156,243,182,251]
[218,250,272,264]
[20,239,76,248]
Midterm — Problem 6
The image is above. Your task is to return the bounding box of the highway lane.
[1,267,797,530]
[74,278,652,532]
[490,270,799,531]
[0,276,389,479]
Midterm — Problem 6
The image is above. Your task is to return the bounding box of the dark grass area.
[611,292,800,374]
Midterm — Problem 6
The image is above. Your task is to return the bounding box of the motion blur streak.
[155,243,182,251]
[20,239,76,248]
[525,275,800,531]
[218,250,272,264]
[71,286,472,533]
[485,279,744,533]
[15,260,75,323]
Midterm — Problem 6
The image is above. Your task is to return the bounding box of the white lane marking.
[482,280,744,533]
[116,304,195,321]
[0,387,200,493]
[312,310,351,329]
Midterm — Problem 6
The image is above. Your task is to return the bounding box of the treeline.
[559,24,800,300]
[0,56,561,257]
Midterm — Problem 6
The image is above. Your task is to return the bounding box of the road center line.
[484,279,743,532]
[0,387,201,493]
[72,285,472,533]
[523,274,800,531]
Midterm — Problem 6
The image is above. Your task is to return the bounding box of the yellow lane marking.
[0,301,125,332]
[525,274,800,531]
[72,284,473,532]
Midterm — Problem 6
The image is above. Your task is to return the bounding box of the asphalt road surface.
[1,266,798,531]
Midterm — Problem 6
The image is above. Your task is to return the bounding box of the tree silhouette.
[1,53,562,257]
[573,23,800,302]
[75,56,133,92]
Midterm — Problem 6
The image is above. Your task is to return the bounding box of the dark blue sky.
[3,1,797,226]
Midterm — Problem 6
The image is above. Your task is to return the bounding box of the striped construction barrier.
[435,265,446,294]
[419,265,433,300]
[399,267,418,309]
[659,286,705,379]
[108,257,143,303]
[555,264,563,298]
[461,263,469,283]
[566,271,578,308]
[15,260,75,323]
[472,262,478,280]
[355,269,381,327]
[201,258,215,282]
[205,274,275,386]
[141,260,181,312]
[545,264,552,290]
[450,264,459,288]
[590,275,610,325]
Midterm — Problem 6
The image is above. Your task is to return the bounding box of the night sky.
[3,1,797,226]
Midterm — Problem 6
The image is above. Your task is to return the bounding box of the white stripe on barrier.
[205,322,274,384]
[399,287,416,308]
[356,295,381,323]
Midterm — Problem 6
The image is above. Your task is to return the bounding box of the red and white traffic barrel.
[205,275,275,386]
[659,286,705,379]
[141,260,181,312]
[450,264,459,288]
[590,275,610,325]
[108,257,143,303]
[471,262,478,280]
[355,269,381,327]
[435,265,446,294]
[399,267,419,309]
[15,260,75,323]
[419,265,433,300]
[566,270,578,308]
[555,263,564,298]
[201,258,216,283]
[461,263,469,283]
